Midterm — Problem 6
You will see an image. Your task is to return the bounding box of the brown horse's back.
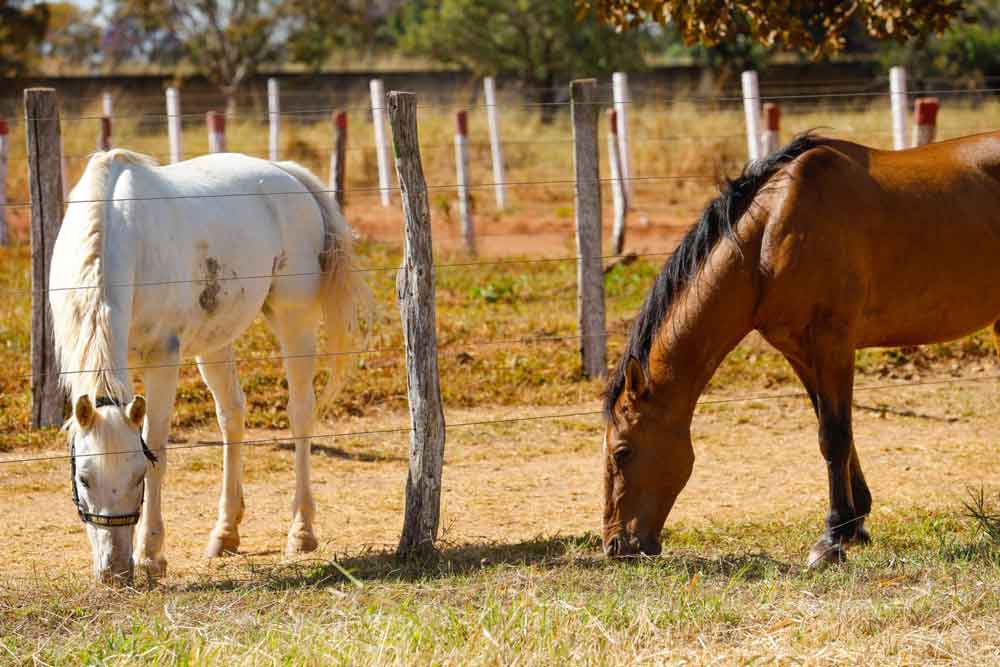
[755,131,1000,348]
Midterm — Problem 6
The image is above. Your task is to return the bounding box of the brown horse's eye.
[613,446,632,467]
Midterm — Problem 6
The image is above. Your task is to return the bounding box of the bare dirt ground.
[4,372,999,584]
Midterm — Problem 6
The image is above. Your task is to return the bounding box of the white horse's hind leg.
[273,313,319,554]
[135,364,179,580]
[198,346,247,557]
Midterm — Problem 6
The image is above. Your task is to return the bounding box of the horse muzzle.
[603,532,662,558]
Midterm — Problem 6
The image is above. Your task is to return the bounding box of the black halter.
[70,396,158,528]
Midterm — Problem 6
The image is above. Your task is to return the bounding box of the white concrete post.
[607,108,628,255]
[454,110,474,255]
[207,111,226,153]
[890,66,908,150]
[166,87,182,163]
[741,70,763,161]
[267,77,280,161]
[483,76,506,209]
[102,91,113,118]
[612,72,632,197]
[370,79,392,207]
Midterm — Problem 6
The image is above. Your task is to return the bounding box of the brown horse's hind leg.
[782,350,872,548]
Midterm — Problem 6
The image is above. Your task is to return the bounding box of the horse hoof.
[205,531,240,558]
[286,531,318,555]
[807,539,846,569]
[137,555,167,580]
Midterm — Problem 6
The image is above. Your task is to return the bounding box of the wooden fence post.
[607,108,628,255]
[612,72,633,198]
[166,87,182,163]
[0,118,8,245]
[268,77,280,161]
[571,79,607,379]
[890,66,908,150]
[98,116,111,151]
[912,97,939,147]
[387,90,446,557]
[24,88,65,427]
[741,70,762,161]
[330,110,347,210]
[483,76,506,209]
[761,103,780,155]
[454,110,475,255]
[207,111,226,153]
[370,79,392,207]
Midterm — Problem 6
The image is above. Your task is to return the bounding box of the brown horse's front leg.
[805,337,865,568]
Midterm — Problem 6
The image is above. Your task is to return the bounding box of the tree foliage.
[400,0,647,116]
[0,0,50,76]
[578,1,964,57]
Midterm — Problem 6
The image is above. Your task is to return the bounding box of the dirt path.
[3,375,999,583]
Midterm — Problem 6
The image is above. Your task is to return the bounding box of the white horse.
[50,149,370,585]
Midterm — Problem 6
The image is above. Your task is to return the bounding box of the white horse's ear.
[126,396,146,429]
[74,395,96,429]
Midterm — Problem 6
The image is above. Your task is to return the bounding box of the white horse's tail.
[274,161,372,409]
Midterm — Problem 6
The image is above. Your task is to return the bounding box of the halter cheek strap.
[70,396,156,528]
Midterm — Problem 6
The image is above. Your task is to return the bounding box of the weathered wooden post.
[329,110,347,211]
[0,118,8,245]
[612,72,633,198]
[483,76,506,209]
[268,77,280,161]
[98,116,112,151]
[607,108,628,255]
[207,111,226,153]
[24,88,65,427]
[387,90,446,557]
[912,97,939,147]
[890,66,908,150]
[741,70,763,161]
[166,87,182,163]
[370,79,392,207]
[761,103,781,155]
[571,79,607,378]
[454,110,475,255]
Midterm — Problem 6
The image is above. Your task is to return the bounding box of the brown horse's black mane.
[603,132,825,419]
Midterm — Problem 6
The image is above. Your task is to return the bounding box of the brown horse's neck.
[646,241,759,421]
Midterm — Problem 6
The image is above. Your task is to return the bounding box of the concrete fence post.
[454,110,475,255]
[612,72,632,197]
[207,111,226,153]
[607,108,628,255]
[890,66,909,150]
[761,103,781,155]
[370,79,392,207]
[483,76,506,210]
[912,97,939,147]
[0,118,8,245]
[268,77,280,161]
[166,87,182,163]
[741,70,763,161]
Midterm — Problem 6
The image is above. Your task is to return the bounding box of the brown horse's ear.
[624,356,648,401]
[126,396,146,429]
[74,395,96,430]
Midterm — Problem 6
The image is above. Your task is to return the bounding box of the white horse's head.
[67,394,151,585]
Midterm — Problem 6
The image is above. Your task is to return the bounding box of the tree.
[0,0,50,76]
[399,0,647,121]
[41,3,103,70]
[578,1,964,58]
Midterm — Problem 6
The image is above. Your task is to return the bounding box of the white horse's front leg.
[198,346,247,557]
[276,325,318,555]
[135,364,179,580]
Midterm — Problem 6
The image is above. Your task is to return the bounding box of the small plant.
[964,486,1000,546]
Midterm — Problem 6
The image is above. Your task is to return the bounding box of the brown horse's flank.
[602,130,1000,565]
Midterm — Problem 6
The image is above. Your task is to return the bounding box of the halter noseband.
[70,396,157,528]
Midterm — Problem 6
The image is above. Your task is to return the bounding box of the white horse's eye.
[78,477,90,489]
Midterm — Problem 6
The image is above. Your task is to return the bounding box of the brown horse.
[603,131,1000,567]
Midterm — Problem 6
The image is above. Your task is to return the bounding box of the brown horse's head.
[602,356,694,558]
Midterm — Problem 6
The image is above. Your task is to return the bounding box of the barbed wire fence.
[0,66,994,557]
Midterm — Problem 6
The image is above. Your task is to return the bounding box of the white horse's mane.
[51,149,157,403]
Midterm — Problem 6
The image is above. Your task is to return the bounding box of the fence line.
[5,370,998,467]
